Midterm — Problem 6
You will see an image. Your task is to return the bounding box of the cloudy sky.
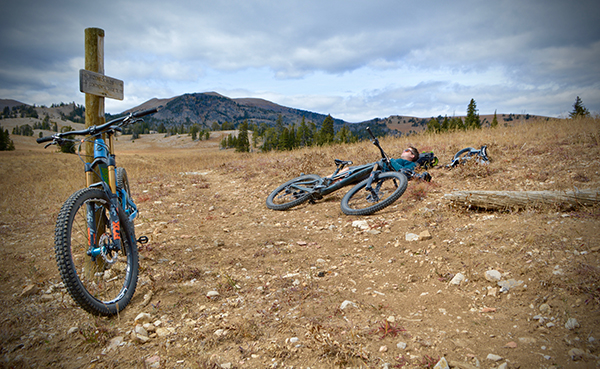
[1,0,599,122]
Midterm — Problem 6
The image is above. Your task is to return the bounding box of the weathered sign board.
[79,69,124,100]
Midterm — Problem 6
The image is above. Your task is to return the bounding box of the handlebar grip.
[37,136,54,144]
[366,126,376,139]
[132,106,160,118]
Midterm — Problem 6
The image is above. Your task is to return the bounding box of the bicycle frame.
[83,132,124,260]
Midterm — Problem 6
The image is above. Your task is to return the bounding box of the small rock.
[405,233,419,241]
[486,353,502,361]
[568,348,584,361]
[386,315,395,323]
[379,345,388,352]
[487,287,498,297]
[565,318,580,330]
[504,341,517,348]
[134,312,152,324]
[67,327,79,335]
[449,273,465,285]
[484,270,502,282]
[352,220,369,230]
[539,303,551,313]
[497,278,523,292]
[20,284,39,297]
[132,325,149,343]
[397,341,407,349]
[105,336,123,352]
[419,230,432,241]
[433,357,449,369]
[155,327,170,337]
[340,300,357,310]
[206,291,220,298]
[144,355,161,369]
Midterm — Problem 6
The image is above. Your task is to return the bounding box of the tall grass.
[1,117,598,226]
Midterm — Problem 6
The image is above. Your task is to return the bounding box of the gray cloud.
[1,0,598,119]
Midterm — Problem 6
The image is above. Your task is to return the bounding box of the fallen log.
[444,189,600,210]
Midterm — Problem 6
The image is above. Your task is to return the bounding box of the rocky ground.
[1,118,599,368]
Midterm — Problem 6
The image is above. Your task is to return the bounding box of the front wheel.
[341,171,408,216]
[266,174,321,210]
[54,187,138,316]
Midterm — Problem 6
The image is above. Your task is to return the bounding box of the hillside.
[0,117,599,368]
[2,94,551,140]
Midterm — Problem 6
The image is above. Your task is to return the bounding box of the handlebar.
[366,127,389,162]
[37,106,161,145]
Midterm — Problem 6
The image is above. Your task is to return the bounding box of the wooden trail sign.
[79,69,123,100]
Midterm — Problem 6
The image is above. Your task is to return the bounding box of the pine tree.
[569,96,590,118]
[317,115,335,145]
[491,110,499,128]
[465,99,481,129]
[1,127,15,150]
[426,117,441,133]
[236,120,250,152]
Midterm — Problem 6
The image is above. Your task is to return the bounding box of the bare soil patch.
[1,118,599,368]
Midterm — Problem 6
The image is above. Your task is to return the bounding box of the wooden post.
[84,27,105,162]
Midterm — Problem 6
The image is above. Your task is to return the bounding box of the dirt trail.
[1,127,599,368]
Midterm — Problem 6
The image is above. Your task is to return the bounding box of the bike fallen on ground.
[266,127,430,216]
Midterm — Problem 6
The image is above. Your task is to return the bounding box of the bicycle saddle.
[334,159,353,166]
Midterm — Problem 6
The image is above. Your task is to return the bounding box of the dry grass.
[1,117,599,368]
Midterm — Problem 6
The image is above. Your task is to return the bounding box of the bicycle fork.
[84,135,122,263]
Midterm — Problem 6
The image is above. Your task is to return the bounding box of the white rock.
[352,220,369,230]
[155,327,171,337]
[433,357,449,369]
[340,300,357,310]
[484,270,502,282]
[397,341,407,349]
[105,336,123,352]
[67,327,79,334]
[405,233,419,241]
[565,318,580,330]
[486,353,502,361]
[449,273,465,285]
[134,312,152,324]
[206,291,220,298]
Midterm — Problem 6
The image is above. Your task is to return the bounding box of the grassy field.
[1,117,599,368]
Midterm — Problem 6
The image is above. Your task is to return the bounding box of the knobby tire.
[340,172,408,216]
[54,187,138,316]
[266,174,321,210]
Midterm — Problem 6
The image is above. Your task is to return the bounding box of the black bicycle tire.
[340,172,408,216]
[116,167,130,197]
[54,187,138,316]
[451,147,476,166]
[266,174,321,210]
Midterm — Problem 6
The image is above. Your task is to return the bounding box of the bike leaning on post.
[266,127,421,216]
[37,107,159,316]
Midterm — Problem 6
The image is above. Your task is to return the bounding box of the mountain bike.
[447,145,490,168]
[37,107,159,316]
[266,127,428,216]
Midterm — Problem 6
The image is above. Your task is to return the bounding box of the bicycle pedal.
[136,236,149,245]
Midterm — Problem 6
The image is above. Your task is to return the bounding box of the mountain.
[123,92,396,138]
[127,92,347,127]
[0,99,28,110]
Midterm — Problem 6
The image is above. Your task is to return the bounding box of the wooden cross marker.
[81,28,124,160]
